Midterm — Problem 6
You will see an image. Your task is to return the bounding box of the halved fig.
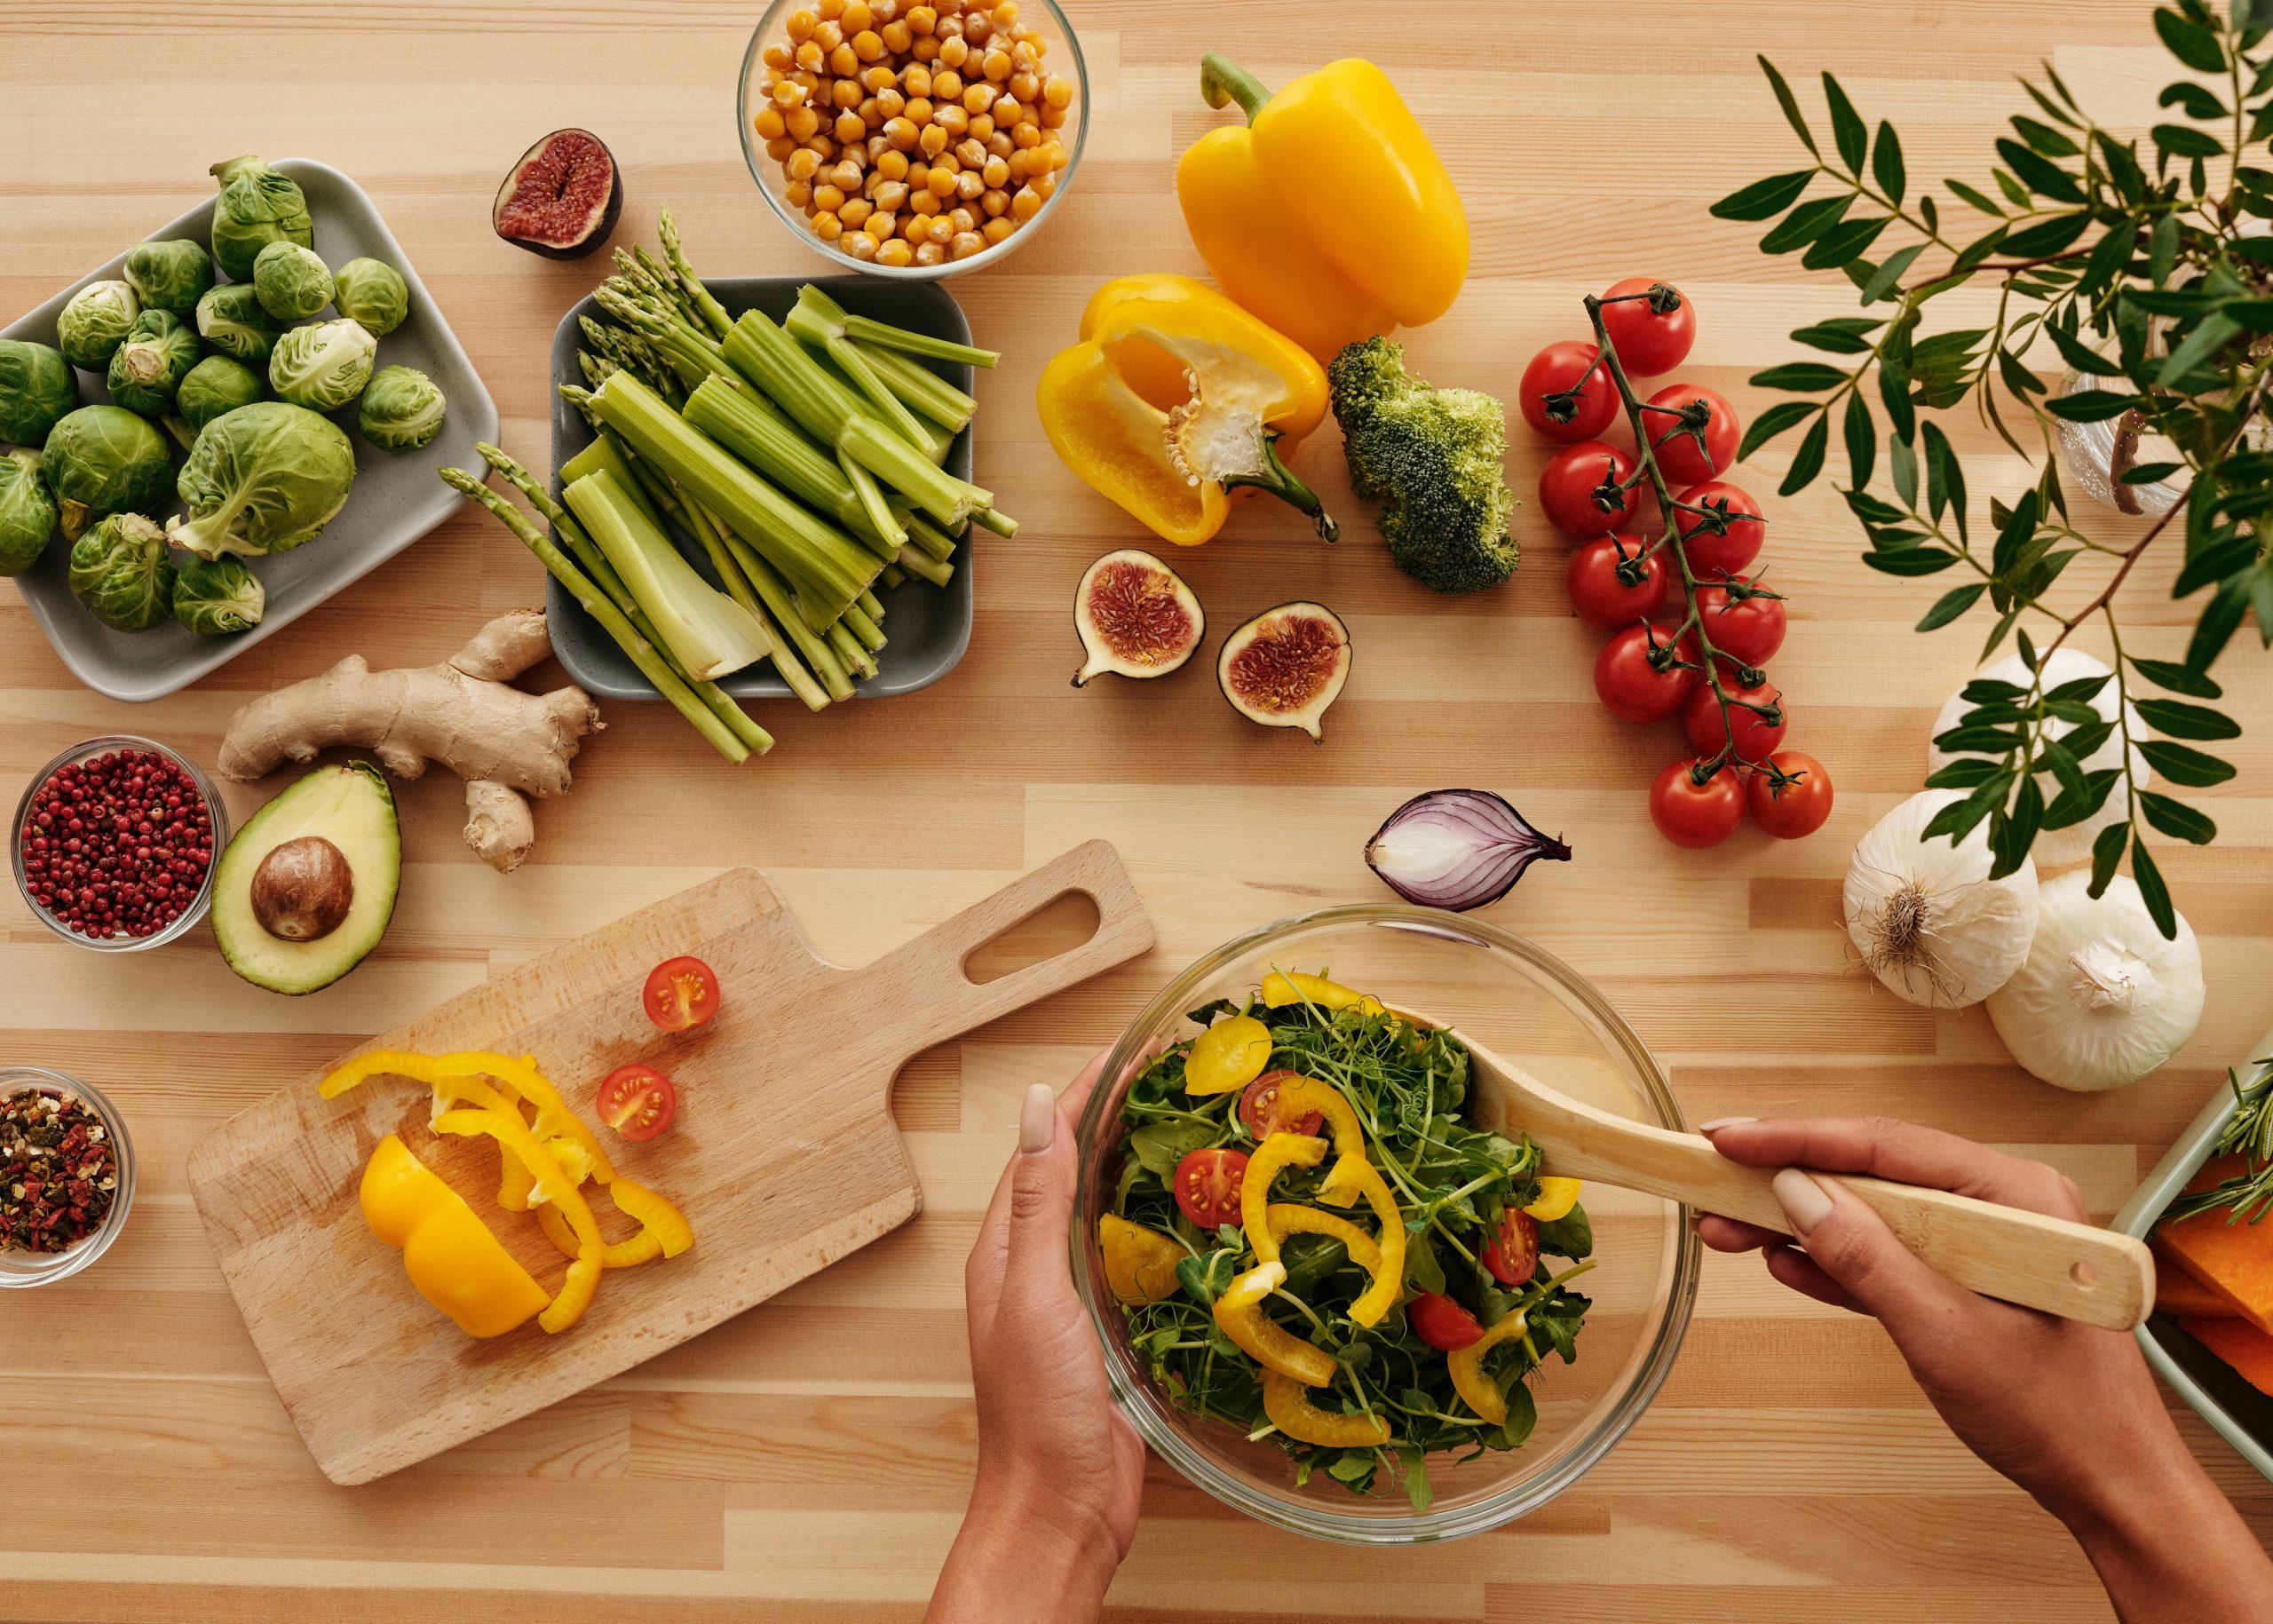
[494,129,623,259]
[1073,548,1205,685]
[1217,602,1351,741]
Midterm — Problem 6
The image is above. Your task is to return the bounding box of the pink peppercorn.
[17,748,213,942]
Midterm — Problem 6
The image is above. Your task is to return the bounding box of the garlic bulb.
[1928,648,2150,868]
[1987,870,2204,1091]
[1844,789,2039,1008]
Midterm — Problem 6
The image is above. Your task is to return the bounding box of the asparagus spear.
[659,208,734,343]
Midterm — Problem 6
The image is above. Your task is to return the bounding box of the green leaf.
[2132,657,2223,699]
[1751,362,1850,392]
[2154,123,2229,159]
[1879,345,1916,440]
[1843,392,1875,487]
[1873,120,1907,203]
[1824,73,1868,172]
[1760,194,1855,254]
[1736,400,1820,461]
[1758,57,1818,155]
[1991,488,2040,575]
[2043,319,2112,376]
[1952,223,2013,276]
[1998,210,2095,257]
[1946,177,2007,216]
[1916,582,1987,630]
[2155,6,2229,73]
[1996,139,2087,202]
[1921,420,1968,538]
[2188,574,2253,669]
[1792,318,1884,353]
[2142,792,2220,845]
[1862,547,1960,576]
[2074,225,2136,300]
[1859,242,1928,304]
[2158,80,2230,118]
[2134,697,2241,739]
[1994,166,2034,208]
[1998,346,2047,399]
[2047,388,2145,422]
[2120,462,2185,484]
[1711,168,1818,221]
[1802,214,1892,271]
[2090,820,2129,895]
[1780,414,1830,495]
[1928,757,2005,788]
[2158,312,2245,387]
[1889,431,1919,505]
[2096,131,2150,205]
[2150,214,2182,288]
[2140,740,2237,786]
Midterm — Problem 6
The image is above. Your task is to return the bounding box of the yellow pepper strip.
[1263,1072,1370,1208]
[1098,1214,1185,1305]
[1037,291,1335,548]
[1184,1013,1274,1095]
[1339,1158,1408,1328]
[1240,1132,1328,1264]
[1266,1203,1382,1273]
[542,1174,696,1268]
[1262,1368,1391,1449]
[358,1134,550,1339]
[1213,1261,1337,1386]
[1446,1307,1532,1426]
[1176,55,1467,358]
[1262,971,1385,1015]
[432,1105,605,1335]
[1525,1177,1583,1223]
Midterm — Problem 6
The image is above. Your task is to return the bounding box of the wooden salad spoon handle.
[1407,1012,2154,1331]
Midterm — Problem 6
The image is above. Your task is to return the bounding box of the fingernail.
[1019,1082,1056,1154]
[1772,1168,1833,1236]
[1697,1116,1757,1135]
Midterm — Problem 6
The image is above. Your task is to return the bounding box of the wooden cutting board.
[186,840,1152,1485]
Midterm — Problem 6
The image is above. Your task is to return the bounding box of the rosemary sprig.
[2162,1056,2273,1224]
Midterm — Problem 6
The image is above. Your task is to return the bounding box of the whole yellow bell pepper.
[1177,55,1468,360]
[1098,1214,1186,1305]
[1038,280,1335,547]
[358,1135,550,1340]
[1213,1260,1338,1385]
[1240,1132,1328,1264]
[1262,1368,1390,1448]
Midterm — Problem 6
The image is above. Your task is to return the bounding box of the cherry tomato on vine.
[1681,676,1786,761]
[1519,340,1619,443]
[1173,1147,1250,1230]
[1646,383,1739,484]
[1408,1292,1486,1351]
[1694,577,1787,668]
[1748,750,1835,839]
[1565,533,1669,630]
[1239,1071,1325,1139]
[1650,759,1746,850]
[1594,621,1699,724]
[1599,277,1696,376]
[1481,1208,1540,1285]
[1674,479,1766,577]
[643,955,720,1032]
[598,1064,678,1143]
[1539,440,1640,538]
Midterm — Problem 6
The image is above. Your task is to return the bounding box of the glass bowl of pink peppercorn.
[12,736,227,952]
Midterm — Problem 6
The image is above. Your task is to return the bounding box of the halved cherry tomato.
[643,956,720,1032]
[1482,1207,1540,1285]
[1408,1292,1485,1351]
[1565,533,1668,630]
[1645,383,1739,484]
[598,1063,678,1143]
[1749,750,1835,839]
[1173,1147,1250,1231]
[1239,1070,1326,1139]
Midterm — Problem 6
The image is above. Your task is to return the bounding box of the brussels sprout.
[40,405,171,541]
[168,400,356,559]
[357,365,447,453]
[171,555,265,636]
[54,281,141,371]
[123,238,216,315]
[194,282,283,366]
[0,339,76,446]
[107,309,202,418]
[252,242,335,322]
[209,155,314,282]
[0,448,58,575]
[267,319,376,412]
[333,257,409,337]
[67,512,176,632]
[176,354,265,433]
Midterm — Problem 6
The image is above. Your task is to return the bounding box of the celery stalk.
[786,297,939,453]
[796,283,999,368]
[724,532,857,703]
[896,544,954,587]
[828,618,878,680]
[682,376,903,554]
[851,337,975,431]
[565,469,772,682]
[843,599,885,653]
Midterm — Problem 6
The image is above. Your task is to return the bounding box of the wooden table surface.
[6,1,2272,1619]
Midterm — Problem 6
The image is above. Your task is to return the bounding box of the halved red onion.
[1364,789,1571,911]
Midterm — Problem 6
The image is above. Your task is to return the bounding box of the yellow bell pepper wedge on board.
[432,1105,606,1335]
[1240,1132,1328,1264]
[1262,1368,1390,1448]
[1177,54,1468,359]
[358,1134,550,1340]
[1212,1261,1338,1386]
[1339,1157,1407,1327]
[1098,1215,1186,1305]
[1525,1176,1583,1223]
[1037,293,1335,547]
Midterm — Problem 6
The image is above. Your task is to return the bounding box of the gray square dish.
[545,275,973,700]
[4,158,497,702]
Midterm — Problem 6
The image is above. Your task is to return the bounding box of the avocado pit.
[250,836,354,941]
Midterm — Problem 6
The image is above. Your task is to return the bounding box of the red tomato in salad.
[1645,383,1739,484]
[1482,1208,1540,1286]
[1681,676,1786,761]
[1564,534,1668,630]
[598,1063,678,1143]
[1594,622,1699,724]
[1519,340,1619,443]
[1650,759,1746,850]
[1694,578,1786,668]
[643,955,720,1032]
[1408,1292,1485,1351]
[1748,750,1835,839]
[1673,480,1765,577]
[1239,1071,1325,1139]
[1599,277,1696,376]
[1174,1147,1250,1230]
[1539,440,1640,538]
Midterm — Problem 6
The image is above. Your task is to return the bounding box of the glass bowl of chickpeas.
[738,0,1088,277]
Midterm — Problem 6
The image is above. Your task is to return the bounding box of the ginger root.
[218,610,602,873]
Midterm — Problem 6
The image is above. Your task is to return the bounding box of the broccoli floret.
[1327,337,1518,595]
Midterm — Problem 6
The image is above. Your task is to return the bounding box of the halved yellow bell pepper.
[1447,1308,1532,1426]
[358,1134,550,1339]
[1177,55,1468,360]
[1262,1368,1390,1448]
[1213,1260,1338,1385]
[1525,1177,1583,1223]
[1184,1012,1274,1095]
[432,1105,605,1335]
[1098,1214,1186,1304]
[1038,285,1335,547]
[1241,1132,1328,1264]
[1265,1203,1382,1273]
[1338,1158,1407,1328]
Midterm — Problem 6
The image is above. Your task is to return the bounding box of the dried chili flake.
[0,1089,115,1254]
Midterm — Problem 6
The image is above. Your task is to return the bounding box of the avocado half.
[211,763,400,994]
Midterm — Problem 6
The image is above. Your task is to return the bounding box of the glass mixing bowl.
[1072,905,1700,1543]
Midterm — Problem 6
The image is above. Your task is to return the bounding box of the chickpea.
[1009,70,1038,102]
[877,237,915,266]
[858,94,882,125]
[818,0,843,16]
[963,11,993,46]
[1032,169,1057,199]
[795,38,824,71]
[981,186,1009,217]
[804,134,838,160]
[1010,183,1040,220]
[914,239,946,266]
[911,34,939,60]
[786,7,818,39]
[955,170,986,202]
[786,178,815,209]
[786,103,821,139]
[839,196,875,228]
[992,1,1018,23]
[938,34,969,67]
[910,187,942,217]
[981,215,1014,245]
[980,154,1010,188]
[993,95,1020,125]
[927,162,959,198]
[868,210,898,238]
[950,230,986,260]
[935,12,962,37]
[829,41,859,74]
[948,202,977,231]
[862,63,897,90]
[842,0,871,28]
[903,213,930,242]
[814,182,846,212]
[792,67,821,92]
[935,104,970,138]
[967,113,994,140]
[1011,23,1042,48]
[1041,74,1072,110]
[823,75,852,107]
[843,229,882,262]
[883,115,920,149]
[812,18,844,49]
[902,62,932,97]
[763,42,793,70]
[982,47,1011,82]
[832,156,866,188]
[955,136,986,167]
[871,178,910,212]
[813,210,843,242]
[881,18,911,51]
[986,128,1014,157]
[876,148,910,180]
[963,82,997,115]
[876,86,906,118]
[755,104,788,139]
[774,79,807,107]
[873,0,899,19]
[922,213,951,244]
[905,95,934,123]
[852,27,885,60]
[1010,40,1038,71]
[906,3,936,32]
[759,135,790,162]
[786,147,822,181]
[919,122,950,158]
[931,67,963,99]
[1037,100,1065,130]
[828,107,860,142]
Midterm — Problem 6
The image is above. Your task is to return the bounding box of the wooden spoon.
[1413,1013,2154,1331]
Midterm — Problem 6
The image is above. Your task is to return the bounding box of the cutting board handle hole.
[961,888,1103,986]
[2071,1261,2097,1287]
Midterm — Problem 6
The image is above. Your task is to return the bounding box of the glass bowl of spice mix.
[0,1069,134,1287]
[12,735,226,951]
